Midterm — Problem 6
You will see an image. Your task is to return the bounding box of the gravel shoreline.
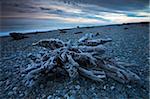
[0,22,149,98]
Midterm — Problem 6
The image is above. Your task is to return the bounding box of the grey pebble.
[103,85,106,90]
[6,80,10,86]
[127,85,132,88]
[81,94,89,99]
[13,87,17,91]
[8,91,13,96]
[42,94,46,98]
[93,93,97,97]
[75,85,80,90]
[40,84,44,89]
[91,86,95,90]
[47,95,52,99]
[47,81,52,85]
[19,93,24,97]
[110,86,115,90]
[0,81,3,86]
[56,90,60,93]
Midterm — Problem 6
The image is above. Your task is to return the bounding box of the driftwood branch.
[78,67,106,82]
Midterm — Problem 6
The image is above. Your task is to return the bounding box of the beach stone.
[14,65,19,68]
[54,96,61,99]
[110,86,115,90]
[42,94,46,98]
[6,80,10,86]
[75,85,80,90]
[40,84,44,89]
[68,95,75,99]
[36,97,40,99]
[127,85,132,88]
[19,91,22,93]
[0,81,3,86]
[103,85,107,90]
[56,90,61,93]
[58,90,66,97]
[19,93,24,97]
[47,81,52,85]
[13,87,17,91]
[5,86,10,90]
[91,85,95,90]
[47,95,52,99]
[8,91,13,96]
[71,90,76,94]
[81,94,89,99]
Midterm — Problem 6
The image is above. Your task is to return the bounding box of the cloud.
[95,12,150,23]
[1,0,149,25]
[57,0,149,11]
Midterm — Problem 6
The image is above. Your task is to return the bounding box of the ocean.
[0,18,102,36]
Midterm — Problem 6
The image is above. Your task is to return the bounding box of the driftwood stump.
[23,33,140,86]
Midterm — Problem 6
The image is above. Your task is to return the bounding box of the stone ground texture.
[0,22,149,99]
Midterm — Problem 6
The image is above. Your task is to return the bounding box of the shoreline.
[0,21,149,38]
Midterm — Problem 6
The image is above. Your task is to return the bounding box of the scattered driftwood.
[124,27,128,30]
[74,31,83,34]
[85,26,93,29]
[23,33,141,86]
[10,32,28,40]
[95,32,100,36]
[59,29,67,33]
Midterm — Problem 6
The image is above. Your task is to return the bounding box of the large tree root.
[23,33,141,86]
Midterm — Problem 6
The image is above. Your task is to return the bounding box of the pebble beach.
[0,22,149,99]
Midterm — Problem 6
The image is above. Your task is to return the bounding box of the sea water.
[0,18,100,36]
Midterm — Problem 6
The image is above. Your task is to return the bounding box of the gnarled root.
[23,33,141,86]
[32,39,65,49]
[96,60,141,84]
[78,67,106,82]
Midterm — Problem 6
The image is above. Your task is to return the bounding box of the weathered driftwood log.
[78,45,106,54]
[78,33,93,43]
[10,32,28,40]
[23,33,141,86]
[78,38,112,46]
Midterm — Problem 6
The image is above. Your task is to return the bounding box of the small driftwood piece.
[59,29,67,33]
[74,31,83,34]
[23,33,141,86]
[78,38,112,46]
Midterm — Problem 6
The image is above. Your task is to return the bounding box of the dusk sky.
[0,0,149,34]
